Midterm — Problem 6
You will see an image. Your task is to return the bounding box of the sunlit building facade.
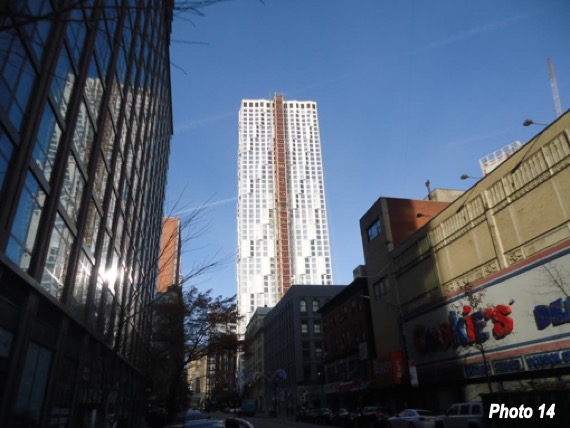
[0,1,173,427]
[237,94,333,331]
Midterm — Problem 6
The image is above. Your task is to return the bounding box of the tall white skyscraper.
[237,94,333,330]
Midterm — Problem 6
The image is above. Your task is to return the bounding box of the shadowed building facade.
[0,1,173,426]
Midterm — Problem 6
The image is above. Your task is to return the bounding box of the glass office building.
[0,1,173,426]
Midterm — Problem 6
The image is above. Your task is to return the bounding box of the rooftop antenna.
[548,58,563,117]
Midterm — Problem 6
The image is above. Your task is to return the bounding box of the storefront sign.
[464,362,491,378]
[403,252,570,369]
[493,357,523,374]
[391,351,404,384]
[533,297,570,330]
[525,349,570,369]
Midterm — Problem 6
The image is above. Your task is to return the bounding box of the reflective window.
[0,29,37,130]
[0,127,15,192]
[41,214,75,299]
[6,172,46,270]
[94,18,111,76]
[109,76,122,127]
[94,274,106,326]
[72,102,95,167]
[10,0,53,60]
[314,322,321,334]
[115,212,124,243]
[100,115,116,166]
[85,54,103,122]
[66,8,87,67]
[70,251,93,317]
[50,47,75,118]
[300,299,307,313]
[373,277,390,300]
[93,152,108,205]
[367,218,382,241]
[125,146,134,183]
[113,151,123,189]
[14,342,52,425]
[32,104,62,181]
[312,300,319,312]
[107,191,117,229]
[60,154,85,222]
[84,199,101,254]
[115,46,127,86]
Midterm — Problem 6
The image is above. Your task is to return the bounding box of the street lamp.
[460,174,482,180]
[523,119,547,127]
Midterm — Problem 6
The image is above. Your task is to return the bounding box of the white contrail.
[174,111,235,134]
[413,13,531,54]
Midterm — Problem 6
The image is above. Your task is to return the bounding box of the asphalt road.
[210,412,317,428]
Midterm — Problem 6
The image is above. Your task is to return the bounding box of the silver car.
[387,409,436,428]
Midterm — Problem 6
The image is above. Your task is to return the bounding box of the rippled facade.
[0,1,173,426]
[237,95,333,332]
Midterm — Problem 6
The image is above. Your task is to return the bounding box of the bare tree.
[0,1,237,33]
[540,262,569,298]
[150,284,240,418]
[451,283,514,393]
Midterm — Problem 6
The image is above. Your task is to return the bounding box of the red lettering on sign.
[487,304,513,338]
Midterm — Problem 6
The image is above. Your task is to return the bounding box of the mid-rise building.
[158,217,182,293]
[151,218,186,412]
[0,1,173,426]
[206,321,239,408]
[320,277,375,411]
[360,110,570,412]
[187,356,208,409]
[237,94,333,331]
[263,284,344,413]
[243,306,272,412]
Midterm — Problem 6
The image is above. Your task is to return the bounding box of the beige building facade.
[361,110,570,411]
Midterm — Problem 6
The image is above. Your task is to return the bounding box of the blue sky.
[166,0,570,298]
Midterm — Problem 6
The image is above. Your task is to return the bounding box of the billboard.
[402,244,570,377]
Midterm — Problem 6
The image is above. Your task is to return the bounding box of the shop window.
[14,342,52,426]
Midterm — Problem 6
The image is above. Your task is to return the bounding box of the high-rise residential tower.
[237,94,333,330]
[0,2,173,426]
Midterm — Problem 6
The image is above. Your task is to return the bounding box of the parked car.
[435,402,483,428]
[333,408,351,426]
[296,407,309,422]
[353,405,392,427]
[296,407,319,423]
[317,408,334,425]
[387,409,437,428]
